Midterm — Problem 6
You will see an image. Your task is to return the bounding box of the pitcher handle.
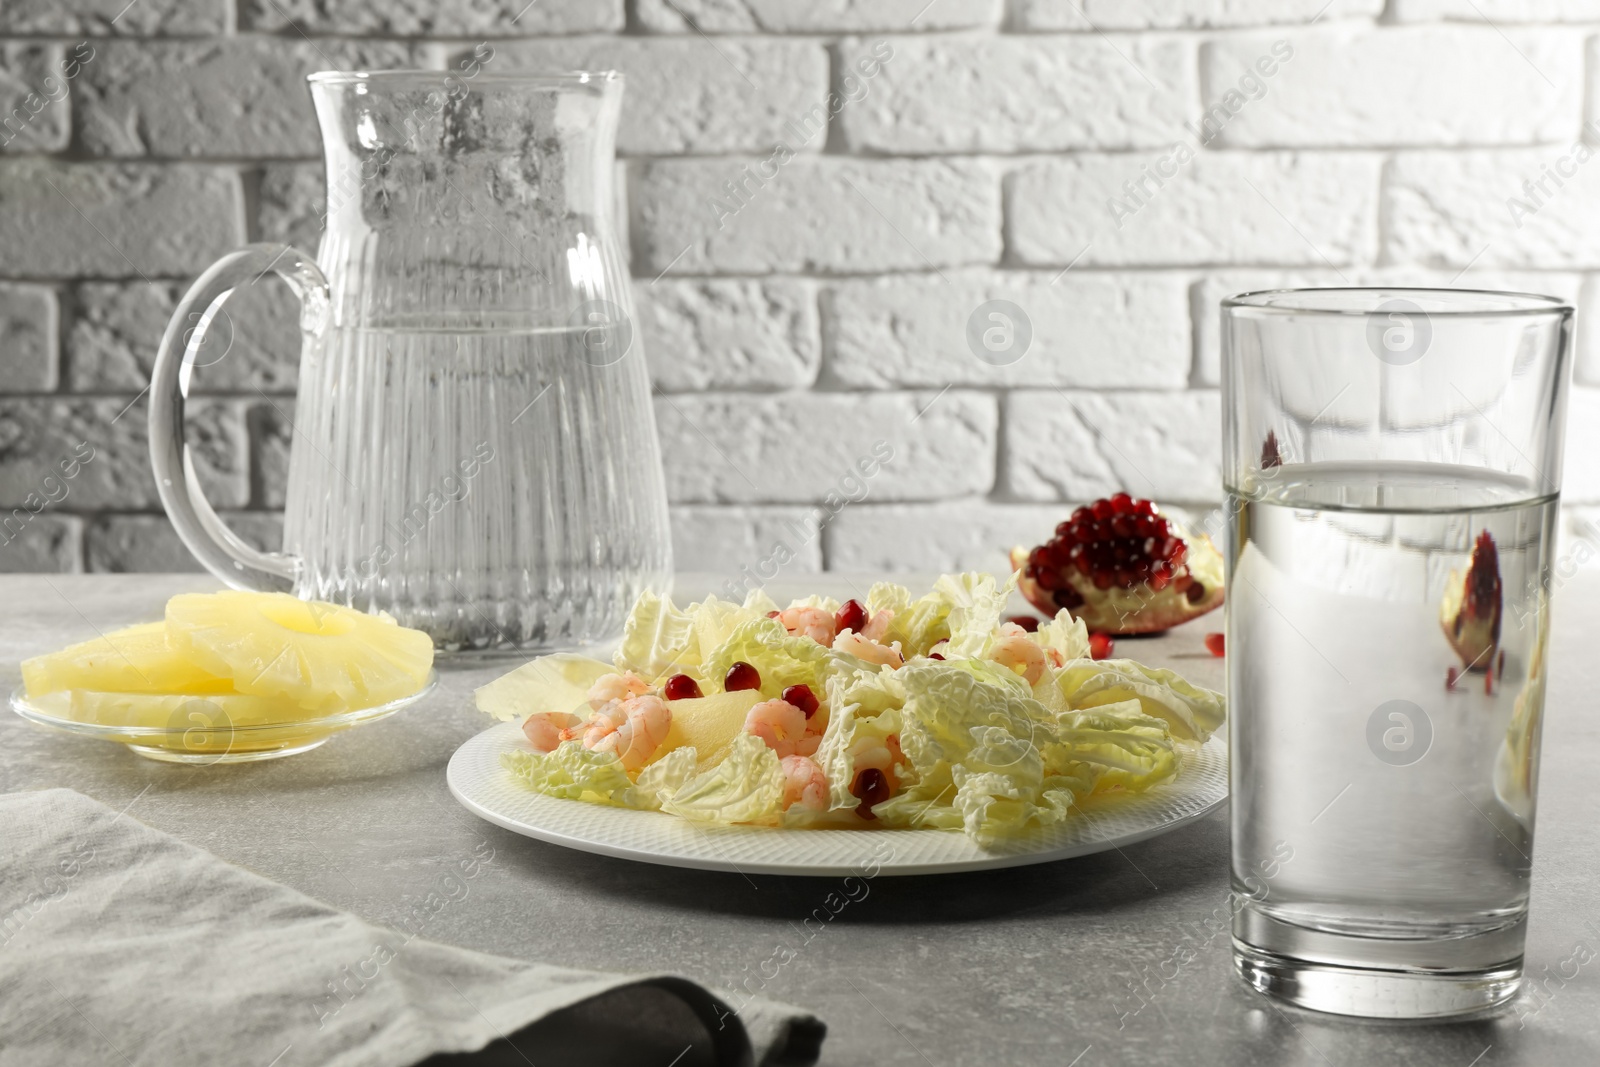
[149,243,331,593]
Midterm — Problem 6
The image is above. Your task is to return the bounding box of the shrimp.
[862,609,895,643]
[522,711,582,752]
[778,606,836,646]
[850,734,906,782]
[585,670,651,710]
[990,622,1047,685]
[744,697,811,758]
[580,694,672,771]
[834,631,905,669]
[780,755,829,811]
[791,702,828,758]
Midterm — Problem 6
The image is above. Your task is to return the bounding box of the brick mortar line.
[1,268,1594,284]
[2,24,1477,46]
[14,17,1600,38]
[27,148,1598,166]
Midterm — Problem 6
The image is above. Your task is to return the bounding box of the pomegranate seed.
[1464,531,1502,628]
[1021,496,1191,596]
[850,767,892,819]
[1016,494,1210,628]
[782,684,819,718]
[1005,615,1040,633]
[725,661,761,692]
[1261,429,1283,470]
[1446,666,1459,690]
[1204,632,1225,657]
[836,598,868,634]
[765,610,781,619]
[1053,586,1085,610]
[928,652,945,660]
[662,674,703,700]
[1088,632,1114,660]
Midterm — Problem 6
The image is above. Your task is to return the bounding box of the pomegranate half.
[1439,529,1501,671]
[1010,493,1225,636]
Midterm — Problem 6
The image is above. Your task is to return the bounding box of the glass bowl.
[9,671,438,764]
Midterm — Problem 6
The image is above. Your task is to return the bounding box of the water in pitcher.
[281,322,671,652]
[1228,461,1555,977]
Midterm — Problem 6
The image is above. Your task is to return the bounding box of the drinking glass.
[1222,288,1573,1017]
[148,70,671,653]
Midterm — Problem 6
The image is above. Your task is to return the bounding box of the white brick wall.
[835,36,1194,152]
[824,272,1190,388]
[1201,29,1582,148]
[490,39,830,155]
[1,1,1598,576]
[633,158,1001,274]
[1007,153,1382,267]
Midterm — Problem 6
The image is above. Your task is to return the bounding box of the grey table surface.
[4,571,1598,1067]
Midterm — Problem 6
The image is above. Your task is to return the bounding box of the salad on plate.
[476,573,1224,847]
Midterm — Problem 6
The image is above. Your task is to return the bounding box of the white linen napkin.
[0,788,823,1067]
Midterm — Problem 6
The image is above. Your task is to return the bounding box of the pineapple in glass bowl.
[14,592,435,763]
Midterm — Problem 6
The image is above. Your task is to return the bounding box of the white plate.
[447,721,1228,877]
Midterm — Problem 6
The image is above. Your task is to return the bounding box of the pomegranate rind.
[1011,530,1226,636]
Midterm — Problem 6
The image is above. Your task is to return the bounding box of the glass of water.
[1222,288,1573,1017]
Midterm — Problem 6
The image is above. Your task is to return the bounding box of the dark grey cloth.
[0,789,823,1067]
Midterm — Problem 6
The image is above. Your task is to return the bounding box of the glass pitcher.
[147,70,672,653]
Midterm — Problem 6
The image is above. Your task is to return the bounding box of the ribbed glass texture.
[286,71,671,653]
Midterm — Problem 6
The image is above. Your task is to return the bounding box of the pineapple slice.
[648,689,764,774]
[22,622,233,698]
[29,690,339,756]
[165,592,433,712]
[31,689,302,730]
